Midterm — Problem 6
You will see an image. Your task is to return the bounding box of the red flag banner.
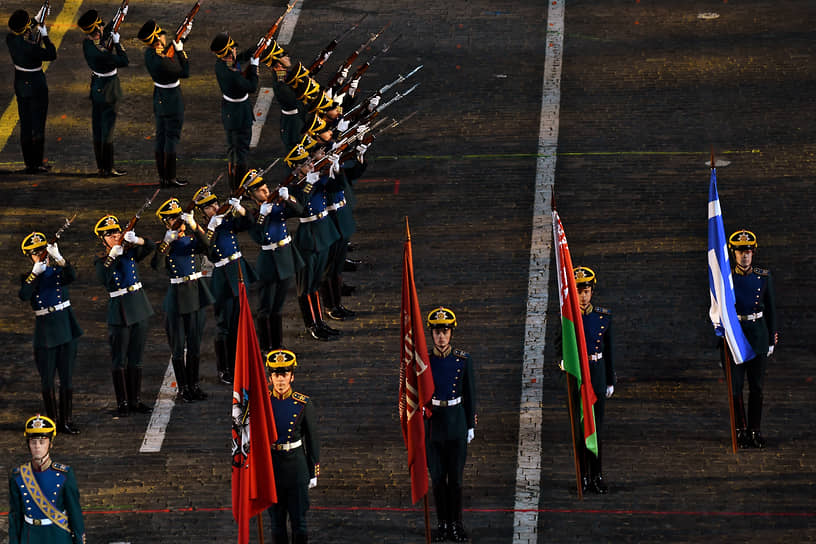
[552,211,598,456]
[399,220,435,504]
[231,281,277,544]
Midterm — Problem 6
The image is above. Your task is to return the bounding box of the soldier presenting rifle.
[78,8,129,177]
[261,43,305,151]
[6,6,56,174]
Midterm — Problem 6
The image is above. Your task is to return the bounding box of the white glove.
[207,215,224,231]
[348,78,359,96]
[605,385,614,399]
[108,244,124,259]
[180,212,196,229]
[123,230,139,244]
[163,230,179,244]
[121,5,129,15]
[767,345,775,357]
[305,171,320,185]
[111,31,120,44]
[259,202,273,216]
[356,124,369,135]
[173,40,183,51]
[328,153,341,177]
[356,143,369,162]
[309,477,318,489]
[250,56,259,66]
[367,95,381,111]
[46,243,64,263]
[278,186,289,201]
[339,66,349,80]
[336,119,350,133]
[467,428,475,444]
[38,24,48,37]
[558,360,565,372]
[180,21,193,40]
[228,197,245,215]
[31,261,47,276]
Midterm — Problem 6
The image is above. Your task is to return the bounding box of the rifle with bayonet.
[30,0,50,44]
[326,22,390,91]
[105,188,161,267]
[165,0,200,59]
[167,173,221,233]
[104,0,129,51]
[251,1,297,63]
[307,14,367,75]
[340,82,419,138]
[342,64,421,123]
[339,111,417,163]
[36,212,77,261]
[216,159,280,215]
[334,34,402,99]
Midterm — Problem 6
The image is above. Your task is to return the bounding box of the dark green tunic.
[143,46,189,153]
[271,67,304,151]
[82,35,128,143]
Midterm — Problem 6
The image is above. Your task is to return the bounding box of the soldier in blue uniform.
[210,32,259,191]
[261,42,304,151]
[193,185,257,384]
[245,169,304,350]
[94,215,154,416]
[8,415,85,544]
[727,230,777,448]
[77,9,128,177]
[573,266,615,493]
[6,8,56,174]
[425,307,476,543]
[265,349,319,544]
[19,233,83,435]
[137,19,192,187]
[152,198,214,402]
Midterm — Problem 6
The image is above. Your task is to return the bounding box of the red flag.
[399,219,435,504]
[231,281,277,544]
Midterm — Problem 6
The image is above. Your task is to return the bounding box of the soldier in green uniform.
[245,169,304,350]
[193,185,257,384]
[210,31,259,191]
[137,19,192,187]
[94,215,154,416]
[152,198,214,402]
[77,9,128,177]
[265,349,319,544]
[727,230,777,448]
[261,42,305,151]
[19,233,83,435]
[8,415,85,544]
[425,307,476,542]
[6,8,56,174]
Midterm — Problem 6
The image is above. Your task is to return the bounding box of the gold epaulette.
[454,349,470,359]
[292,391,309,404]
[51,462,69,472]
[11,466,20,475]
[753,267,769,276]
[25,272,38,284]
[594,306,612,315]
[275,69,286,81]
[158,241,170,255]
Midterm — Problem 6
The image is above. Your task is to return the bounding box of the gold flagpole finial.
[405,216,411,242]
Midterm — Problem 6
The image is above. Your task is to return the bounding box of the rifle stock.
[253,0,297,60]
[104,0,129,51]
[31,0,50,44]
[165,1,200,59]
[105,188,160,267]
[307,14,367,75]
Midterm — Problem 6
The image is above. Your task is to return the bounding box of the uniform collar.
[271,388,293,400]
[581,303,594,316]
[734,265,752,276]
[432,345,452,358]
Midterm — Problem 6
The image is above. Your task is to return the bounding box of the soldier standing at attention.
[265,349,319,544]
[152,198,214,402]
[19,233,83,435]
[8,415,85,544]
[137,19,191,187]
[727,230,777,448]
[210,31,259,191]
[193,185,257,384]
[77,9,129,178]
[261,42,304,151]
[6,8,56,174]
[94,215,155,416]
[425,307,476,542]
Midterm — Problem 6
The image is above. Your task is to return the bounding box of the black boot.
[93,140,104,175]
[112,369,130,416]
[127,367,152,413]
[270,313,284,349]
[41,389,58,423]
[299,294,329,341]
[448,484,469,542]
[293,533,308,544]
[589,447,608,494]
[321,280,343,321]
[235,162,248,193]
[187,356,208,401]
[270,533,288,544]
[31,137,49,172]
[172,358,194,402]
[748,392,765,448]
[102,143,126,177]
[58,389,80,435]
[155,150,166,186]
[311,292,340,336]
[227,162,236,192]
[734,395,750,448]
[331,274,355,319]
[164,152,187,187]
[432,483,449,542]
[214,338,232,385]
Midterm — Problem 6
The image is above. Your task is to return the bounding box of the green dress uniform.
[8,461,85,544]
[82,28,128,174]
[272,66,305,150]
[6,17,56,173]
[95,240,155,413]
[19,262,83,431]
[267,388,319,544]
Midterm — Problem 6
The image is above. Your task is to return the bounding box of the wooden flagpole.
[722,340,738,454]
[566,374,584,500]
[256,515,265,544]
[423,493,431,543]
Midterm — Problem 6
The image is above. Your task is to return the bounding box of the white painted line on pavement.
[513,0,565,543]
[250,87,276,148]
[140,360,178,453]
[277,0,303,46]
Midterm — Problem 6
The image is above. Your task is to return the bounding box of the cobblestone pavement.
[0,0,813,542]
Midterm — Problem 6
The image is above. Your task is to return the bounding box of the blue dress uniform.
[94,234,155,415]
[19,253,83,434]
[6,10,57,173]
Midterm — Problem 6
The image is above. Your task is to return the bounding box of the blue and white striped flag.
[707,169,755,364]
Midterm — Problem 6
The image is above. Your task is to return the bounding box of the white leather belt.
[34,300,71,316]
[214,252,242,267]
[170,272,203,284]
[738,312,763,322]
[223,93,248,102]
[93,68,118,77]
[299,210,328,223]
[262,236,291,251]
[154,80,180,89]
[24,515,54,525]
[281,108,299,115]
[272,439,302,451]
[589,353,603,361]
[432,397,462,407]
[327,199,346,212]
[109,282,143,298]
[15,64,42,72]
